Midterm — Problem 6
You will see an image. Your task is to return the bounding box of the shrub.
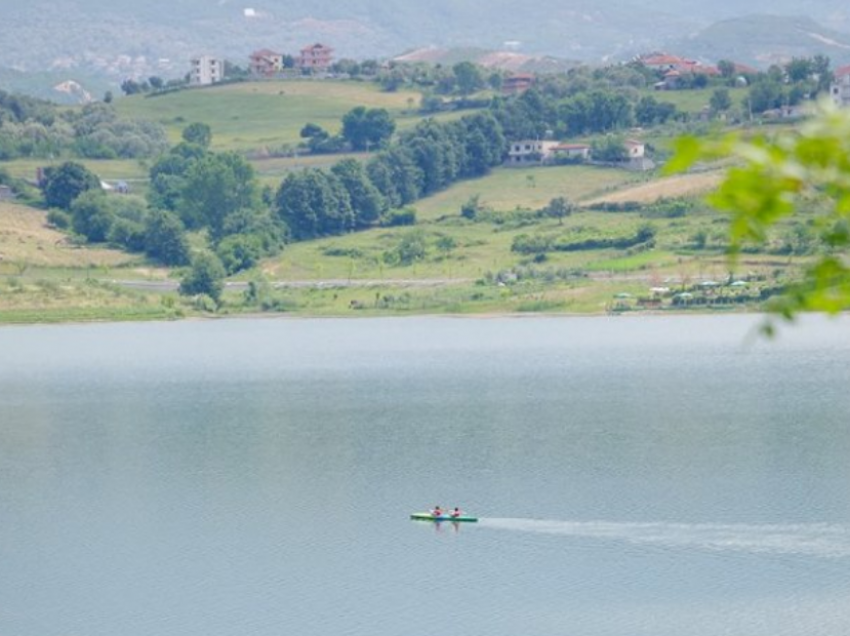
[46,208,72,229]
[381,207,417,227]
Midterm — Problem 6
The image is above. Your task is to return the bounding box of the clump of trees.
[299,106,395,155]
[147,126,284,273]
[277,111,505,239]
[739,55,832,116]
[0,92,168,160]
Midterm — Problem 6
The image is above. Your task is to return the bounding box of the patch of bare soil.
[583,172,723,205]
[0,202,136,268]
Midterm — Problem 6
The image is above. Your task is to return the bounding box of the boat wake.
[479,518,850,559]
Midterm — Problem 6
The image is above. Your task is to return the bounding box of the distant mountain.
[673,15,850,67]
[0,0,700,78]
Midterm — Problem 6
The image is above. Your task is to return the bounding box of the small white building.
[831,65,850,108]
[190,55,224,86]
[507,140,559,165]
[624,139,646,159]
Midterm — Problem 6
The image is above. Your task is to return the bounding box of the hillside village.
[179,44,850,172]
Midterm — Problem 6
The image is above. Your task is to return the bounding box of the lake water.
[1,315,849,636]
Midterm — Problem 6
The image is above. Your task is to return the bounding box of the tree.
[812,55,833,93]
[717,60,736,81]
[216,234,264,274]
[120,79,147,95]
[41,161,101,210]
[180,251,226,302]
[669,101,850,324]
[591,135,628,162]
[747,79,784,114]
[330,158,385,228]
[70,190,114,242]
[177,151,260,240]
[341,106,396,151]
[144,209,190,266]
[182,122,212,148]
[709,88,732,114]
[635,96,678,126]
[275,169,354,240]
[784,58,813,83]
[544,196,575,225]
[453,61,485,96]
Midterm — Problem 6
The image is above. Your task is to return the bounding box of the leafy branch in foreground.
[668,100,850,327]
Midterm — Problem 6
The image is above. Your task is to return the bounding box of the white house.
[624,139,646,159]
[507,140,559,165]
[831,65,850,108]
[190,55,224,86]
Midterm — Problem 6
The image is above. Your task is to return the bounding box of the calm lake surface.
[1,315,849,636]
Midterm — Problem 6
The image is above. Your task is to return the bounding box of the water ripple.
[480,518,850,558]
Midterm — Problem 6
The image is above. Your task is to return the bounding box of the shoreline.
[0,305,783,329]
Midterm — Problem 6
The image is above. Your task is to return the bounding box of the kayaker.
[450,507,462,518]
[431,506,443,517]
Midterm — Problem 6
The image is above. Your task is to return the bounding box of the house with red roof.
[639,53,690,72]
[502,73,534,95]
[250,49,284,77]
[298,43,334,73]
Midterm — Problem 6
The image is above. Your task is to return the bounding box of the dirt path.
[583,171,723,206]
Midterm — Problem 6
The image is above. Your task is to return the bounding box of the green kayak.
[410,512,478,523]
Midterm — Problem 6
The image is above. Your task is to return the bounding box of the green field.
[411,165,647,221]
[116,80,441,152]
[643,86,749,114]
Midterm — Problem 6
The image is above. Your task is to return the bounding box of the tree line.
[278,111,505,239]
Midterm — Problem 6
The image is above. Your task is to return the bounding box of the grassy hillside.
[0,161,803,322]
[240,162,795,316]
[260,164,724,280]
[0,201,181,323]
[115,80,430,153]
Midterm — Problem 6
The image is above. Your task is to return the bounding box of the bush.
[586,201,642,212]
[108,218,146,251]
[384,231,427,265]
[46,208,72,229]
[381,207,417,227]
[511,234,554,254]
[512,225,657,254]
[216,234,264,274]
[179,252,226,302]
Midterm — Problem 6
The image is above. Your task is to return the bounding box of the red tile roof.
[641,53,687,66]
[835,65,850,78]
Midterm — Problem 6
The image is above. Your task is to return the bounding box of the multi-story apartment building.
[190,55,224,86]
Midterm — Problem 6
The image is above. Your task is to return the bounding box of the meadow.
[115,80,460,152]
